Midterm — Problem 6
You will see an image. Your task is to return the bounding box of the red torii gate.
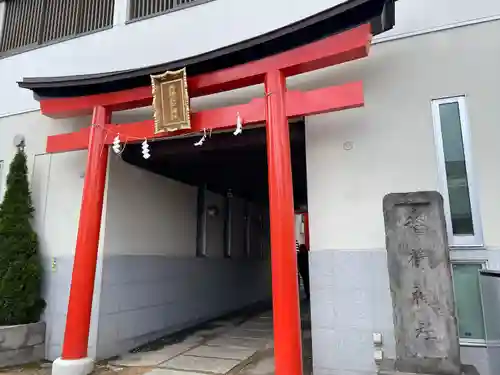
[37,24,371,375]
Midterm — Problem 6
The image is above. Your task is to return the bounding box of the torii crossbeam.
[46,81,364,153]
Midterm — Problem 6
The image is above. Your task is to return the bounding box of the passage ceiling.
[122,121,307,208]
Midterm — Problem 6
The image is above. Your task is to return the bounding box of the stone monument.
[383,191,461,375]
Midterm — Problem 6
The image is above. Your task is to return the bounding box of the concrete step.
[379,365,479,375]
[379,372,434,375]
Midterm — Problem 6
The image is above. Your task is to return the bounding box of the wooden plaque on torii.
[151,67,191,133]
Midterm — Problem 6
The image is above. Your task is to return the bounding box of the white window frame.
[0,2,6,44]
[451,260,487,346]
[432,96,483,248]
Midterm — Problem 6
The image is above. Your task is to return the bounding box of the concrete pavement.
[109,304,312,375]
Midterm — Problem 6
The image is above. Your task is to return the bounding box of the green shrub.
[0,148,45,325]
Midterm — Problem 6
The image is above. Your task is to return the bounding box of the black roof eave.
[18,0,395,99]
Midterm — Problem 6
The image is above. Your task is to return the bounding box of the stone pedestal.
[0,321,45,367]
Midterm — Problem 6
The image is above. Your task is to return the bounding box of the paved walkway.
[107,304,312,375]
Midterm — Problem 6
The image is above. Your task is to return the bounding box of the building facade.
[0,0,499,375]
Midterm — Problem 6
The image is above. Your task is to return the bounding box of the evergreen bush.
[0,148,45,325]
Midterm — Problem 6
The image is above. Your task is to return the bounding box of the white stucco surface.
[0,0,499,117]
[0,111,91,257]
[377,0,500,42]
[102,156,198,257]
[306,19,500,251]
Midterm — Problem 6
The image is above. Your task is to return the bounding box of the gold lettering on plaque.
[151,68,191,133]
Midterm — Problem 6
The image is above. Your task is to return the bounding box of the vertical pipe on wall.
[265,69,303,375]
[223,190,233,258]
[244,201,251,258]
[259,211,265,259]
[60,106,110,360]
[196,183,207,257]
[303,212,310,250]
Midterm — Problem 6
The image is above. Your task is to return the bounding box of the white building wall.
[101,156,199,257]
[306,19,500,375]
[96,157,272,358]
[0,0,499,369]
[376,0,500,43]
[0,0,499,117]
[0,0,350,116]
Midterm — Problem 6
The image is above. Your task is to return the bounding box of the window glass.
[129,0,209,20]
[1,0,114,54]
[452,263,485,340]
[439,102,474,236]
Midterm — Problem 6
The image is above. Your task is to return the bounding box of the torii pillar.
[265,69,303,374]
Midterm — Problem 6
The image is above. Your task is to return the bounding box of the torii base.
[52,357,94,375]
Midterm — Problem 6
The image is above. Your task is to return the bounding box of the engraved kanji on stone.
[412,284,427,306]
[416,322,436,341]
[403,208,428,235]
[408,248,428,268]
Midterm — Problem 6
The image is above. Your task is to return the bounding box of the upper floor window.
[432,96,482,247]
[0,0,114,55]
[129,0,210,21]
